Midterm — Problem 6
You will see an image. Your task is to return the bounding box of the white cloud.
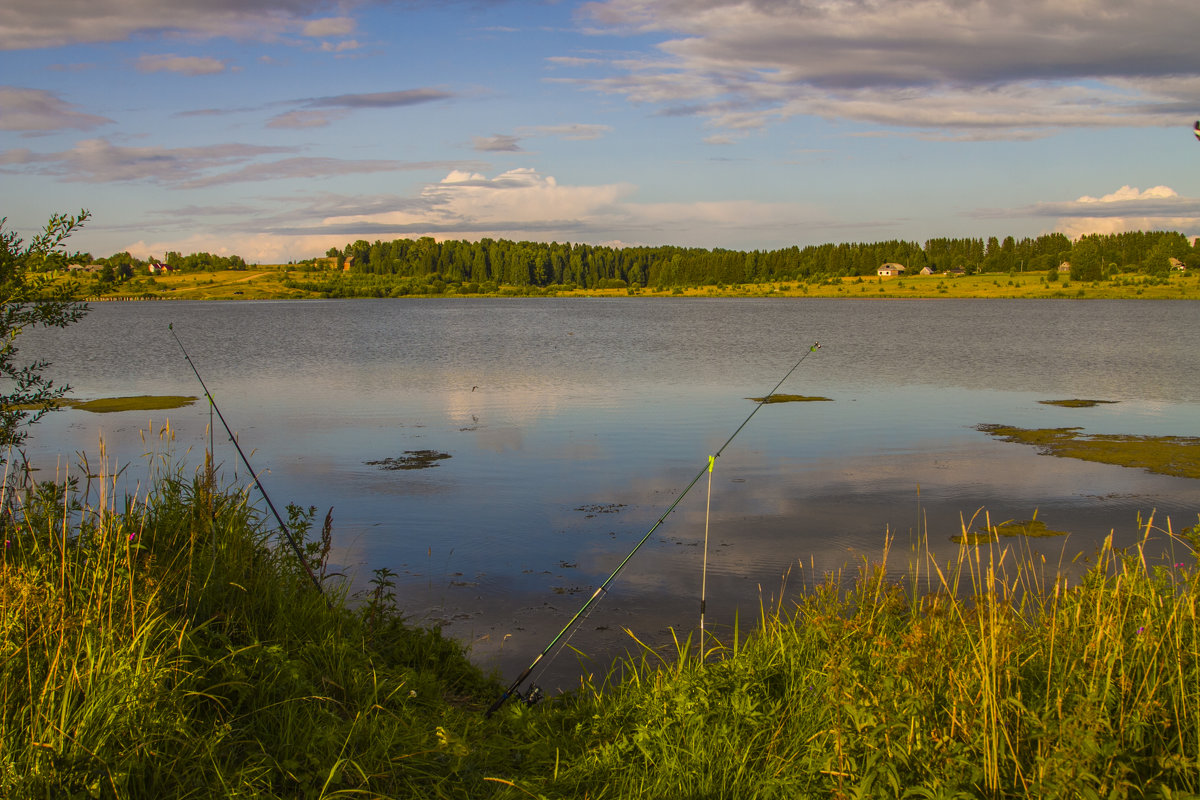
[522,123,612,141]
[471,123,613,152]
[266,109,344,129]
[571,0,1200,138]
[302,16,356,38]
[977,185,1200,239]
[267,167,831,247]
[6,138,291,183]
[136,54,229,75]
[0,0,347,49]
[0,86,112,132]
[90,168,852,263]
[320,39,361,53]
[1050,186,1200,239]
[473,134,524,152]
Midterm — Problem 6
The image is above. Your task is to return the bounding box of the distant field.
[91,266,1199,301]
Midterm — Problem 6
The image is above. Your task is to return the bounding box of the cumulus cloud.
[976,185,1200,238]
[262,167,830,246]
[0,86,112,132]
[570,0,1200,138]
[136,54,229,75]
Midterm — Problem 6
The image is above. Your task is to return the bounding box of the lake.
[18,298,1200,690]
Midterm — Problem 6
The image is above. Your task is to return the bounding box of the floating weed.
[1037,399,1119,408]
[978,423,1200,480]
[748,393,833,403]
[953,517,1070,544]
[69,395,198,413]
[365,450,452,470]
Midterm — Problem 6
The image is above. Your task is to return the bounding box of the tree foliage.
[0,211,90,457]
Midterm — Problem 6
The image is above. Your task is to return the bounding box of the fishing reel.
[515,683,544,707]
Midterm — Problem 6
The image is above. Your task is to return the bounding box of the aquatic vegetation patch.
[1038,399,1119,408]
[365,450,452,470]
[67,395,198,413]
[575,503,626,517]
[5,395,198,413]
[977,424,1200,479]
[952,518,1070,544]
[748,393,833,403]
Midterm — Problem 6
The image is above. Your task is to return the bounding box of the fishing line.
[700,454,714,652]
[485,341,821,717]
[168,323,324,596]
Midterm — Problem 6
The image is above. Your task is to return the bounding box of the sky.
[2,0,1199,264]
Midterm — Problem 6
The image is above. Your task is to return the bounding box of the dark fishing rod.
[168,323,324,596]
[485,341,821,718]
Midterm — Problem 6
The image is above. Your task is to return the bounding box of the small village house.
[877,263,906,277]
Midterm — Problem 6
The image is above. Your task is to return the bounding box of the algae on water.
[366,450,452,470]
[71,395,197,413]
[977,424,1200,480]
[953,518,1070,544]
[748,394,833,404]
[1038,399,1119,408]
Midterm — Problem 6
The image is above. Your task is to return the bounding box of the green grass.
[0,444,505,798]
[4,440,1200,798]
[77,266,1200,301]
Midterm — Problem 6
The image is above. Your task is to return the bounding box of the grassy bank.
[4,450,1199,797]
[87,266,1200,301]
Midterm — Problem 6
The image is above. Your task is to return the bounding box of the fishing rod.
[485,341,821,717]
[168,323,324,596]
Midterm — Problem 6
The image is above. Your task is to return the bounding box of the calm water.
[19,298,1200,688]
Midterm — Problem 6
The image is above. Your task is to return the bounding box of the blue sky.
[3,0,1199,263]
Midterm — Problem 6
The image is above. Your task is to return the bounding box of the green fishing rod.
[168,323,324,596]
[485,341,821,718]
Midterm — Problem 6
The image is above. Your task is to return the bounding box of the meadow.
[4,440,1199,798]
[91,265,1200,301]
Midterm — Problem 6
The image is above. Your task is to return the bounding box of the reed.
[0,434,504,798]
[513,517,1200,799]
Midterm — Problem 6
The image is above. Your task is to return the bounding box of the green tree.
[0,210,90,457]
[1069,237,1103,282]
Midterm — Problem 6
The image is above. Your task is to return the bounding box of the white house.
[877,263,907,277]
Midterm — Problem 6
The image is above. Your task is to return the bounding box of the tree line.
[321,230,1196,290]
[44,229,1200,295]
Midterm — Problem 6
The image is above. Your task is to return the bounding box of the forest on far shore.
[51,229,1199,295]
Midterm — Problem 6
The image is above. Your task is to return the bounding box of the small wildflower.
[128,532,136,542]
[1137,626,1145,635]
